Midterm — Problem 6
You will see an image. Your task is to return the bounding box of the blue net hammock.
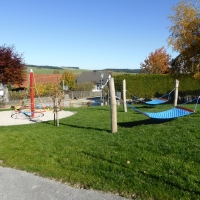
[142,98,168,105]
[126,96,200,120]
[132,89,174,105]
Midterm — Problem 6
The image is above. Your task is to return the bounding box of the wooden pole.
[30,69,35,118]
[62,80,64,96]
[174,79,179,107]
[123,79,127,112]
[108,88,110,105]
[109,78,117,133]
[55,97,59,126]
[53,98,56,126]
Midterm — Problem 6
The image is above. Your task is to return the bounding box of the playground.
[0,101,200,199]
[0,73,200,199]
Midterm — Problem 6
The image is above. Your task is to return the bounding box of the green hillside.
[26,65,91,75]
[25,64,141,75]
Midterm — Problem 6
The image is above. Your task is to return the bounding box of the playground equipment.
[126,96,200,120]
[11,69,52,120]
[131,88,175,105]
[11,107,44,121]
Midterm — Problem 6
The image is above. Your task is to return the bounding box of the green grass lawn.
[0,104,200,199]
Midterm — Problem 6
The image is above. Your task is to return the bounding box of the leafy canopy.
[0,44,26,85]
[62,70,76,90]
[140,47,171,74]
[168,0,200,78]
[76,82,94,91]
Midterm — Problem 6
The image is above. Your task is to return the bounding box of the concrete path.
[0,166,127,200]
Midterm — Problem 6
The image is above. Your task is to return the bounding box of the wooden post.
[123,79,127,112]
[56,111,59,126]
[174,79,179,107]
[109,78,117,133]
[30,69,35,118]
[54,111,55,125]
[54,98,56,126]
[53,97,59,126]
[55,97,59,126]
[108,89,110,105]
[62,80,64,95]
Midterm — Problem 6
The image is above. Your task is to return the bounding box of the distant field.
[26,67,91,75]
[25,64,139,76]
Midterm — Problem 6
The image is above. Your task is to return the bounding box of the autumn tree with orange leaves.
[168,0,200,79]
[0,44,26,85]
[140,47,171,74]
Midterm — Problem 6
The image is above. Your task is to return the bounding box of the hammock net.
[132,89,174,105]
[127,97,199,120]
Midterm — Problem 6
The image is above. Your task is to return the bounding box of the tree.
[53,70,60,74]
[62,70,76,90]
[76,82,95,91]
[0,44,26,85]
[168,0,200,77]
[140,47,171,74]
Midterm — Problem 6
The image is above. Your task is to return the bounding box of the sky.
[0,0,180,70]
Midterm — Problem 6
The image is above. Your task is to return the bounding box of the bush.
[114,74,200,99]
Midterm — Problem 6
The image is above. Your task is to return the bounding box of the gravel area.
[0,110,76,126]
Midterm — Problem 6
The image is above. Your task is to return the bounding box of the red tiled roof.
[21,74,62,87]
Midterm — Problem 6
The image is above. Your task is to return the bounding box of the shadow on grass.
[82,151,129,169]
[118,119,172,127]
[129,105,156,109]
[141,171,200,196]
[59,122,111,133]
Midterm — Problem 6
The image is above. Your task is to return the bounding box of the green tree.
[140,47,171,74]
[62,70,76,90]
[53,70,60,74]
[168,0,200,77]
[76,82,95,91]
[0,44,26,85]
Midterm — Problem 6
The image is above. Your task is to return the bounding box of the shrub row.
[114,74,200,99]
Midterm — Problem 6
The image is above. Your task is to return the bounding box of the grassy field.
[26,66,91,75]
[0,104,200,199]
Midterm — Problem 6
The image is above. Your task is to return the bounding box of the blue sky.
[0,0,179,70]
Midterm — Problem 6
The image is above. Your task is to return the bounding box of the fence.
[66,91,101,99]
[0,91,101,109]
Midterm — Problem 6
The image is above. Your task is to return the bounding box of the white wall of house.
[92,85,99,92]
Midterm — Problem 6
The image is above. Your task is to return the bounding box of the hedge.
[114,74,200,99]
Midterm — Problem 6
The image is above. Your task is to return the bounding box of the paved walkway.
[0,166,127,200]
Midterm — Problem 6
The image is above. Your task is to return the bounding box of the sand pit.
[0,110,76,126]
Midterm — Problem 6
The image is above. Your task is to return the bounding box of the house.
[76,71,111,91]
[12,70,111,93]
[170,53,200,74]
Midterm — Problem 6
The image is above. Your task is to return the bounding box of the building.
[76,71,111,92]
